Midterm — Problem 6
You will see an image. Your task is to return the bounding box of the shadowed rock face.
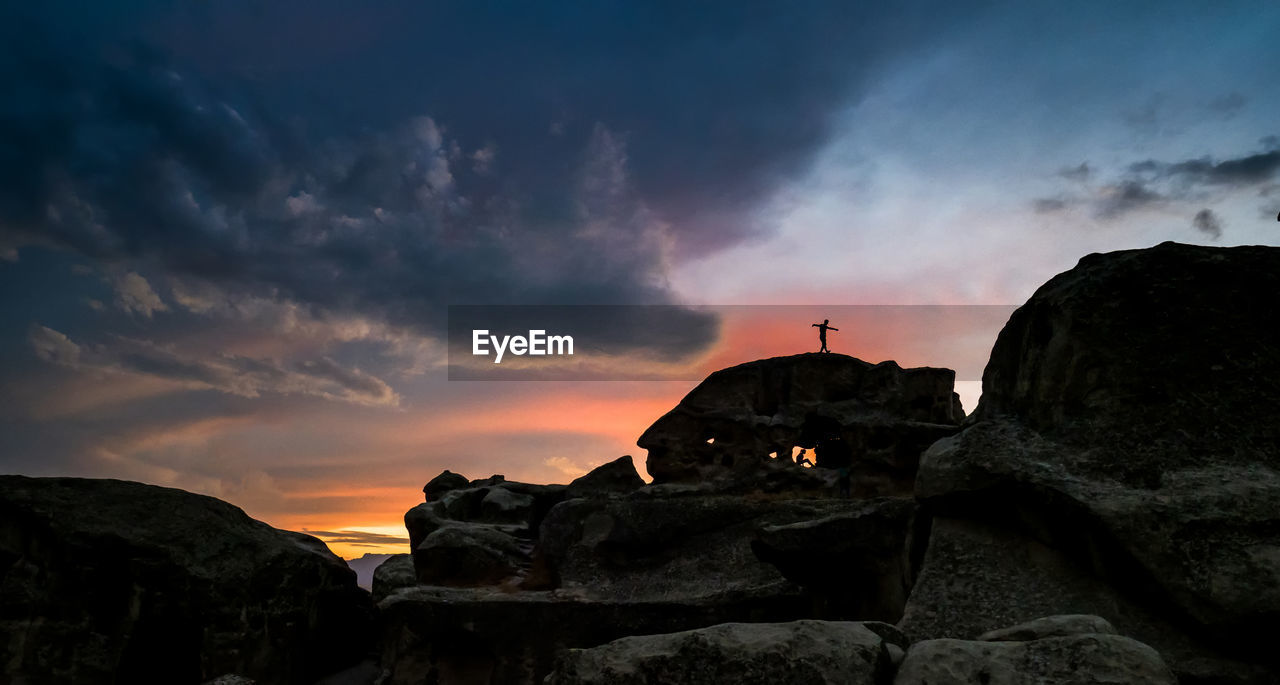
[0,476,374,685]
[544,620,903,685]
[895,632,1177,685]
[751,497,922,622]
[639,353,964,492]
[974,241,1280,476]
[909,242,1280,682]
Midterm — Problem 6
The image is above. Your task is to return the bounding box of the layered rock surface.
[906,242,1280,682]
[0,476,374,685]
[895,631,1177,684]
[639,353,964,493]
[382,455,901,683]
[543,615,1177,685]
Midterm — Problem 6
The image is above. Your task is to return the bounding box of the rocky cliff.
[904,241,1280,683]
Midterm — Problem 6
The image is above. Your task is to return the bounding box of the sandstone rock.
[545,620,900,685]
[422,469,470,500]
[565,455,645,499]
[412,522,528,586]
[894,633,1177,684]
[639,353,963,494]
[751,497,921,622]
[911,242,1280,681]
[0,476,374,685]
[978,614,1117,642]
[371,553,416,603]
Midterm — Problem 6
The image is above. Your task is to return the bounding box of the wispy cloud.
[29,326,400,407]
[303,529,410,547]
[1033,138,1280,224]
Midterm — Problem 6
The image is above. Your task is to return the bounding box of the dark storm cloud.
[1128,139,1280,189]
[0,1,973,349]
[1096,180,1165,218]
[1035,139,1280,221]
[1192,209,1223,239]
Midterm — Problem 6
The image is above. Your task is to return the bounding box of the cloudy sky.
[3,2,1278,557]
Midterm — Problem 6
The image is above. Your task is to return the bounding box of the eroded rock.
[910,242,1280,681]
[565,455,645,499]
[377,587,816,685]
[412,522,528,587]
[751,497,921,622]
[530,494,846,600]
[894,632,1177,684]
[371,554,416,603]
[639,353,963,494]
[423,470,471,501]
[545,620,901,685]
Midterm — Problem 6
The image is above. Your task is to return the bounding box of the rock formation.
[8,241,1277,684]
[895,615,1177,685]
[904,242,1280,682]
[639,353,964,494]
[0,476,374,684]
[545,620,904,685]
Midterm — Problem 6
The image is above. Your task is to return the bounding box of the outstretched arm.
[829,326,839,331]
[811,323,819,327]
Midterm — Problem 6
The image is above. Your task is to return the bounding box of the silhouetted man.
[811,319,838,353]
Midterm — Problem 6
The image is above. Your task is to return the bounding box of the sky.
[2,2,1279,558]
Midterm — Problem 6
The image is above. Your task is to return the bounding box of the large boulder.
[908,242,1280,681]
[422,469,471,501]
[371,553,416,603]
[0,476,374,685]
[751,497,922,622]
[895,632,1177,684]
[404,477,564,588]
[545,620,902,685]
[412,522,528,587]
[564,455,645,499]
[639,353,963,493]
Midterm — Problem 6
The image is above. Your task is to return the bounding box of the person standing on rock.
[812,319,839,353]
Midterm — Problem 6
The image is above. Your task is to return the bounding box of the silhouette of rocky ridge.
[0,477,375,684]
[2,241,1276,684]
